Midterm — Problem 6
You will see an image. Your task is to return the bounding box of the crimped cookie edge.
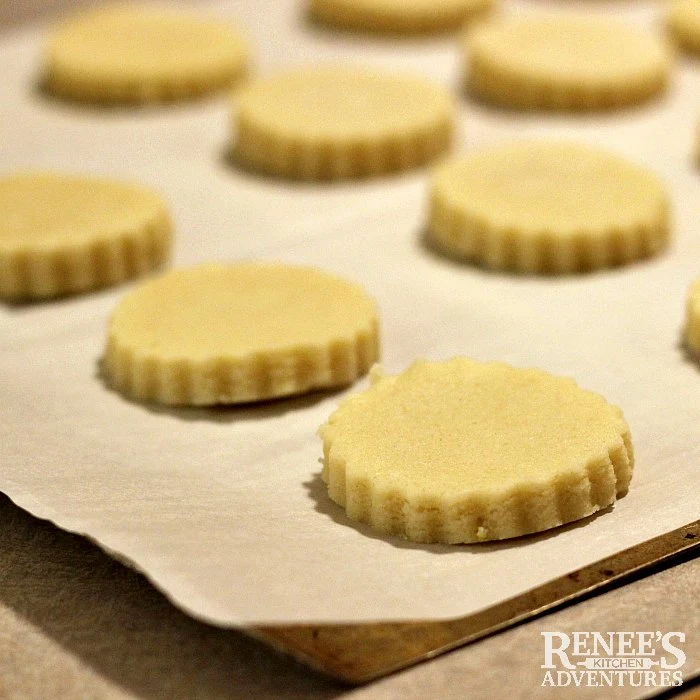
[0,208,171,300]
[44,60,248,104]
[685,279,700,353]
[233,112,454,180]
[464,22,671,111]
[320,363,634,544]
[426,156,670,273]
[43,11,249,104]
[308,0,493,34]
[103,316,380,406]
[232,71,456,180]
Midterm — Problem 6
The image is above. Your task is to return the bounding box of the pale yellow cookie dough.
[309,0,492,34]
[44,6,248,104]
[0,173,171,300]
[104,263,380,405]
[466,16,670,110]
[427,142,669,273]
[668,0,700,54]
[685,279,700,354]
[320,359,633,544]
[233,66,454,180]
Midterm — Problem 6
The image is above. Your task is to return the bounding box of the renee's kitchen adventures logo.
[541,631,686,688]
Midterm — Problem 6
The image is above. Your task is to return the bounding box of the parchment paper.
[1,0,699,626]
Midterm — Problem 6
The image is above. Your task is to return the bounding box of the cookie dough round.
[0,173,171,300]
[233,66,455,180]
[320,359,633,544]
[104,263,380,405]
[465,16,670,110]
[668,0,700,54]
[685,279,700,354]
[427,142,669,273]
[308,0,492,34]
[44,6,248,104]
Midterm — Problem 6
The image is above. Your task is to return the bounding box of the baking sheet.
[1,0,699,626]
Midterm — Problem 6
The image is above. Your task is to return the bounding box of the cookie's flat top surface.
[110,263,377,358]
[469,17,669,81]
[237,67,453,137]
[324,359,622,497]
[48,6,246,76]
[432,142,665,233]
[0,173,165,246]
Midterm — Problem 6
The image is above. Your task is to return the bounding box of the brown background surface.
[1,2,699,698]
[0,492,698,699]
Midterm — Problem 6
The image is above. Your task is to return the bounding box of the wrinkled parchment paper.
[1,0,699,625]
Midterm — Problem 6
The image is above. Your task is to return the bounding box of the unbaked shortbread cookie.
[427,142,669,273]
[685,279,700,354]
[466,16,670,110]
[309,0,492,34]
[104,263,379,405]
[667,0,700,54]
[0,173,171,300]
[233,66,454,180]
[44,6,248,104]
[320,359,633,544]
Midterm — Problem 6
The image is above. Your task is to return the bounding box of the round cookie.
[465,16,670,110]
[0,173,171,300]
[668,0,700,54]
[44,6,248,104]
[233,66,454,180]
[685,279,700,355]
[308,0,492,34]
[320,359,634,544]
[104,263,380,406]
[427,142,670,273]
